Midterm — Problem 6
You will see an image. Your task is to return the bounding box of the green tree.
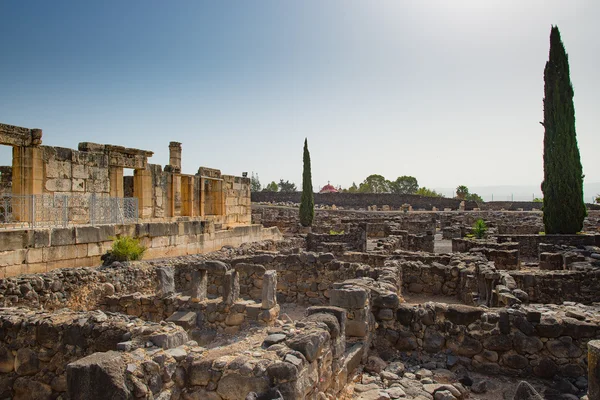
[595,195,600,204]
[299,138,315,227]
[278,179,297,193]
[541,26,586,234]
[533,197,543,203]
[390,176,419,195]
[347,182,358,193]
[264,181,278,192]
[250,172,261,192]
[358,174,390,193]
[415,187,444,197]
[466,193,484,203]
[456,185,469,200]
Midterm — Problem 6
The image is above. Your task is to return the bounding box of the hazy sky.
[1,1,599,196]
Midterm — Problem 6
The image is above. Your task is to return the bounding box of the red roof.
[320,183,338,193]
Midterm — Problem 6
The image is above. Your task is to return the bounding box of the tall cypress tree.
[299,138,314,227]
[541,26,586,234]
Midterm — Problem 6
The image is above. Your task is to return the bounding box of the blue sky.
[1,1,599,199]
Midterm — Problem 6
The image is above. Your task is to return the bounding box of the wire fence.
[0,193,138,229]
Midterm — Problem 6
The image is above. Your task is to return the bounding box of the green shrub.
[472,219,487,239]
[329,229,345,235]
[108,236,146,262]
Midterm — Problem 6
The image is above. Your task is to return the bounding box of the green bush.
[329,229,345,235]
[108,236,146,262]
[472,219,487,239]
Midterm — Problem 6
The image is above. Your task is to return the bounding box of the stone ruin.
[1,165,600,399]
[0,122,281,277]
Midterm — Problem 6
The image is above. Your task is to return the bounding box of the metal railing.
[0,193,138,229]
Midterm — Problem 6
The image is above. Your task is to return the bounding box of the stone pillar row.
[154,265,278,309]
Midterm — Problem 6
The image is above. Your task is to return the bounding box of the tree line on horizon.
[251,172,483,202]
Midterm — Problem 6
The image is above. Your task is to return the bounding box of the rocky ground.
[350,351,588,400]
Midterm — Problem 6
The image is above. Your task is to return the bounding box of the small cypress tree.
[541,26,586,234]
[299,138,314,227]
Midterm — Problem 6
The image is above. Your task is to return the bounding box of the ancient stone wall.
[252,192,477,210]
[480,201,543,211]
[171,253,387,306]
[0,166,12,194]
[452,238,519,253]
[0,307,188,399]
[399,260,465,297]
[1,122,253,230]
[64,306,358,400]
[0,262,156,310]
[306,226,367,254]
[0,222,282,277]
[497,234,600,259]
[510,269,600,304]
[377,302,598,380]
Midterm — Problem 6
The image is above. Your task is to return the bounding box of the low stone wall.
[0,221,282,277]
[173,253,390,306]
[480,201,543,211]
[510,269,600,304]
[400,260,464,296]
[497,224,543,235]
[252,192,477,210]
[0,307,188,399]
[66,306,363,400]
[497,233,599,259]
[377,302,598,380]
[407,232,435,252]
[306,225,367,254]
[101,294,279,333]
[469,248,520,270]
[452,238,519,253]
[0,262,156,310]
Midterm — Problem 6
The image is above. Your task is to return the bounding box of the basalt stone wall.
[100,294,280,332]
[306,227,367,254]
[252,192,477,210]
[0,307,188,400]
[480,201,543,211]
[377,302,598,380]
[406,232,435,252]
[497,234,600,259]
[452,238,519,253]
[173,253,393,306]
[66,307,358,400]
[497,224,544,235]
[468,248,520,270]
[0,263,156,310]
[399,260,466,297]
[510,269,600,304]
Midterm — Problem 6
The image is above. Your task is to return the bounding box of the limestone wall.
[0,222,282,277]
